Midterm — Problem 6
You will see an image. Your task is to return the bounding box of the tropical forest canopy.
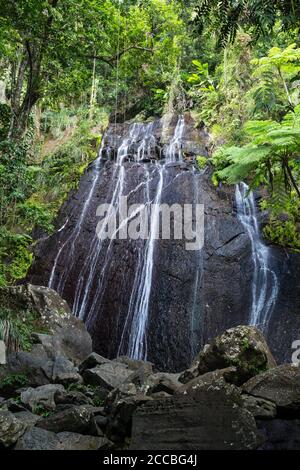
[0,0,299,286]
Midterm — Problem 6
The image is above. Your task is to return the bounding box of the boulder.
[82,362,132,390]
[51,356,82,385]
[57,432,114,450]
[13,411,41,429]
[14,427,60,450]
[178,363,199,384]
[0,284,92,364]
[130,381,262,450]
[258,420,300,450]
[242,364,300,415]
[142,373,181,396]
[176,367,237,396]
[20,384,66,412]
[0,410,26,447]
[37,405,99,435]
[3,345,53,388]
[196,325,276,385]
[108,394,153,443]
[114,356,154,372]
[79,353,110,374]
[241,395,277,419]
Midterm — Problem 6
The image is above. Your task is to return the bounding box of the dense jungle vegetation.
[0,0,299,286]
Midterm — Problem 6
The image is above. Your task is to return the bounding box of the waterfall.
[235,182,279,329]
[47,114,203,365]
[166,115,185,162]
[48,149,103,291]
[120,116,186,359]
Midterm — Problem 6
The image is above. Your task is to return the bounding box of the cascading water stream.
[48,146,104,291]
[47,115,199,364]
[235,182,279,328]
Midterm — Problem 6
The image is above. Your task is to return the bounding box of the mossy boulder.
[0,284,92,364]
[196,325,276,385]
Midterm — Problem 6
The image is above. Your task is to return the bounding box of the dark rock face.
[27,114,300,371]
[242,364,300,415]
[130,384,262,450]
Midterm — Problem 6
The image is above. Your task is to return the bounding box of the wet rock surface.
[26,115,300,370]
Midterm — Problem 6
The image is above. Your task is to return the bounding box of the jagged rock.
[114,356,154,372]
[196,325,276,385]
[82,362,132,390]
[242,364,300,415]
[108,394,153,442]
[241,395,277,419]
[178,363,199,384]
[37,405,99,435]
[0,410,26,447]
[3,344,53,388]
[57,432,114,450]
[130,380,262,450]
[51,356,82,385]
[14,427,60,450]
[58,391,93,406]
[94,415,108,431]
[2,399,28,412]
[176,368,237,396]
[20,384,66,412]
[258,420,300,450]
[13,411,41,429]
[15,426,114,450]
[0,284,92,365]
[79,353,110,374]
[142,373,181,396]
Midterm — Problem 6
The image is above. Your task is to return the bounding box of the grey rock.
[57,432,114,450]
[0,284,92,365]
[108,394,153,442]
[178,363,199,384]
[79,353,110,374]
[13,411,41,429]
[176,368,237,396]
[14,427,60,450]
[0,410,26,447]
[242,364,300,414]
[130,381,262,450]
[51,356,82,385]
[241,394,277,419]
[114,356,154,372]
[82,362,132,390]
[4,344,53,388]
[196,325,276,385]
[143,373,181,396]
[37,405,99,435]
[20,384,66,412]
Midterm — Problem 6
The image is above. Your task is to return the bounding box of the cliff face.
[28,114,300,371]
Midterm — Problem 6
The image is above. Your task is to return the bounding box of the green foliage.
[211,43,300,250]
[193,1,300,48]
[196,156,208,169]
[0,373,28,390]
[0,307,48,352]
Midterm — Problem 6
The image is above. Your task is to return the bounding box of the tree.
[0,0,188,138]
[192,0,300,48]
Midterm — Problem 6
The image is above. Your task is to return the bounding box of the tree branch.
[90,45,154,67]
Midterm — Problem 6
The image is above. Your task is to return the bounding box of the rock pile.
[0,286,299,450]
